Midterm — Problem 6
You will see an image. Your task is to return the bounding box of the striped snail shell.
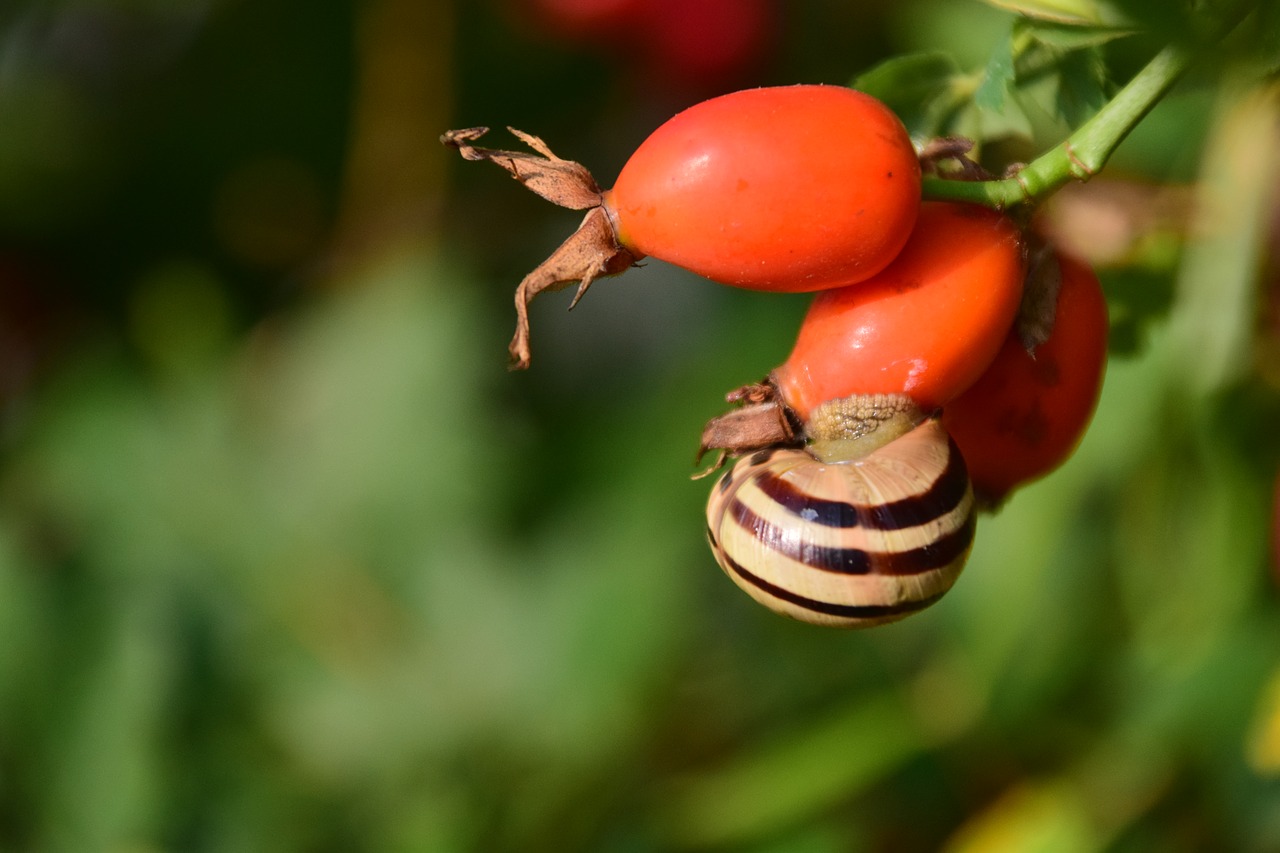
[704,395,976,628]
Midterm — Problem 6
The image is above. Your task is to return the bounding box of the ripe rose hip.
[769,201,1026,423]
[942,253,1109,505]
[604,84,921,291]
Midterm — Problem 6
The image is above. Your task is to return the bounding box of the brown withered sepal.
[1013,238,1064,353]
[694,380,803,477]
[441,127,640,369]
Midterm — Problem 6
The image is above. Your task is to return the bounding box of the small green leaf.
[1054,46,1109,127]
[1003,17,1112,132]
[971,33,1038,140]
[854,51,963,104]
[853,52,970,140]
[975,33,1018,112]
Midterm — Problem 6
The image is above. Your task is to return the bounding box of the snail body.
[704,402,976,629]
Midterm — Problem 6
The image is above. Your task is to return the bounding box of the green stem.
[922,40,1196,209]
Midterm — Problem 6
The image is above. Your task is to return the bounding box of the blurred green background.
[1,0,1279,850]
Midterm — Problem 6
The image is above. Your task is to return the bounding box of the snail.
[703,393,976,628]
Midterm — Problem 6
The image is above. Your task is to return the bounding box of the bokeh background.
[1,0,1279,850]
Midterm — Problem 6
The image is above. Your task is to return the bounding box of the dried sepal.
[919,136,993,181]
[725,381,777,406]
[440,126,603,210]
[442,126,642,369]
[699,399,797,457]
[1015,240,1063,352]
[509,207,639,369]
[694,381,802,478]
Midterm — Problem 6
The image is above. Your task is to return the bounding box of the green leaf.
[859,18,1121,147]
[853,52,970,140]
[1053,46,1110,127]
[973,33,1038,140]
[997,17,1113,133]
[1023,18,1136,50]
[854,51,963,105]
[974,0,1131,26]
[976,32,1018,112]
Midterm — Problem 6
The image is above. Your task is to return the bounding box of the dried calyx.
[695,381,929,475]
[441,127,640,369]
[1014,240,1064,352]
[695,381,792,471]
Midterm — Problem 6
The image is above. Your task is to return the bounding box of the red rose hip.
[770,202,1026,423]
[605,84,921,291]
[942,253,1109,505]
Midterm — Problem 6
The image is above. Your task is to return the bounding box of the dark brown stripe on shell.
[728,498,975,576]
[865,438,970,530]
[719,550,948,620]
[751,439,968,531]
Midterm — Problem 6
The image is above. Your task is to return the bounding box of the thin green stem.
[922,40,1196,209]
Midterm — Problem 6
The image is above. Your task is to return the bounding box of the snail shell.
[704,417,976,628]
